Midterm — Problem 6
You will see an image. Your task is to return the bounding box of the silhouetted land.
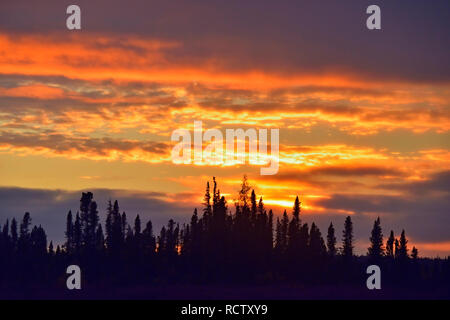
[0,176,449,299]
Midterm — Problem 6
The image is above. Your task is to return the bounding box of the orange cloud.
[1,32,443,92]
[0,84,66,99]
[0,32,448,136]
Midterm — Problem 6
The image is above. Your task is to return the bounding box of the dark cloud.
[377,170,450,195]
[265,165,406,185]
[311,165,405,177]
[0,131,170,155]
[269,86,392,98]
[0,0,448,82]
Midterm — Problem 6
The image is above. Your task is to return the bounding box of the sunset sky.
[0,0,449,256]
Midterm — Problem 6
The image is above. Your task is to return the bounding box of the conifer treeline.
[0,176,448,289]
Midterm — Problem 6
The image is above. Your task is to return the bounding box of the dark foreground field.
[1,284,449,300]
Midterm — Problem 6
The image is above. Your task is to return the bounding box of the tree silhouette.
[121,212,128,243]
[394,238,400,258]
[48,241,54,255]
[80,192,94,248]
[18,212,31,252]
[19,212,31,239]
[95,224,105,251]
[326,222,337,257]
[1,176,445,297]
[342,216,354,259]
[298,223,309,255]
[386,230,395,258]
[142,220,156,255]
[73,212,82,253]
[134,215,141,236]
[10,218,18,250]
[105,200,113,249]
[287,197,301,257]
[280,210,289,252]
[368,217,384,261]
[309,223,326,258]
[203,181,212,217]
[397,230,409,260]
[411,246,418,259]
[65,210,74,253]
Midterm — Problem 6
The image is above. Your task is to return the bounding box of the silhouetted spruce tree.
[250,190,257,224]
[280,210,289,252]
[287,196,301,256]
[214,177,221,202]
[368,217,384,260]
[203,181,212,218]
[309,223,326,258]
[125,225,133,245]
[1,220,9,251]
[189,208,200,259]
[326,222,337,257]
[299,223,309,254]
[121,212,128,242]
[386,230,395,258]
[180,224,191,256]
[134,215,141,236]
[88,201,100,249]
[106,200,123,254]
[79,192,93,247]
[251,196,267,268]
[200,181,214,262]
[18,212,31,252]
[95,224,105,251]
[79,192,100,250]
[266,209,274,253]
[142,220,156,255]
[158,226,166,253]
[293,196,301,222]
[2,219,9,238]
[411,246,418,259]
[48,241,54,255]
[133,215,142,253]
[73,212,82,253]
[30,225,47,255]
[257,196,265,216]
[238,174,251,208]
[113,201,123,245]
[274,217,282,252]
[394,238,400,258]
[1,220,5,234]
[173,221,180,252]
[287,217,299,254]
[105,200,113,249]
[168,220,179,256]
[254,196,264,253]
[19,212,31,238]
[397,230,409,260]
[231,176,253,279]
[10,218,18,250]
[65,210,74,253]
[342,216,354,259]
[210,190,228,274]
